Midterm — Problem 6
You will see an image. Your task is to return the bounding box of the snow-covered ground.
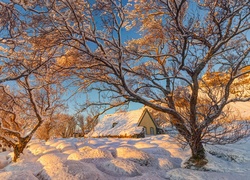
[1,135,250,180]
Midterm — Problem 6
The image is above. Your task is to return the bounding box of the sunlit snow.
[1,134,250,179]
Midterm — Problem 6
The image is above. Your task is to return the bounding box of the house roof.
[89,108,149,137]
[138,108,158,128]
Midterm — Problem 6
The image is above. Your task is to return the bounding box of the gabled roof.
[89,108,147,137]
[138,108,158,128]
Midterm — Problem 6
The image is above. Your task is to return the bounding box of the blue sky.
[2,0,250,118]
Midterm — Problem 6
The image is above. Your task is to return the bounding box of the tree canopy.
[0,0,250,166]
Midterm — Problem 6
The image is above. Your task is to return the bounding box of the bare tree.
[0,73,63,161]
[25,0,250,167]
[0,1,67,161]
[35,121,54,141]
[74,115,85,136]
[34,88,66,141]
[0,1,51,83]
[50,113,76,138]
[75,108,99,136]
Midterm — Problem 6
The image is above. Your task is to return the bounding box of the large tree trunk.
[190,140,205,160]
[13,144,25,162]
[185,134,208,168]
[13,136,31,162]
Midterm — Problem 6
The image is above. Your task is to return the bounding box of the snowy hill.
[201,71,250,120]
[1,135,250,179]
[227,101,250,120]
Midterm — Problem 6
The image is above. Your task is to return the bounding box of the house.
[89,108,162,138]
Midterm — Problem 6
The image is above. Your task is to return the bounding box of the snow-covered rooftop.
[89,108,146,137]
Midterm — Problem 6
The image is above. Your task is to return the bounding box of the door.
[150,127,154,135]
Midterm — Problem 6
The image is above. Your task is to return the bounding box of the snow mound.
[46,140,64,147]
[0,171,38,180]
[166,168,209,180]
[37,160,107,180]
[37,154,64,167]
[42,148,59,154]
[28,144,48,155]
[126,172,165,180]
[141,147,181,169]
[87,139,103,145]
[56,142,77,152]
[3,135,250,179]
[165,168,243,180]
[206,145,250,163]
[158,158,175,170]
[4,149,42,175]
[203,152,250,173]
[62,149,78,155]
[67,148,113,161]
[78,146,93,152]
[99,158,141,177]
[67,152,84,161]
[134,142,157,149]
[116,146,155,167]
[4,161,43,176]
[45,139,58,146]
[36,154,75,180]
[0,158,9,169]
[0,151,11,169]
[36,165,73,179]
[64,160,107,180]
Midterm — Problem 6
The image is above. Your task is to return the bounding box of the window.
[112,122,118,128]
[150,127,154,135]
